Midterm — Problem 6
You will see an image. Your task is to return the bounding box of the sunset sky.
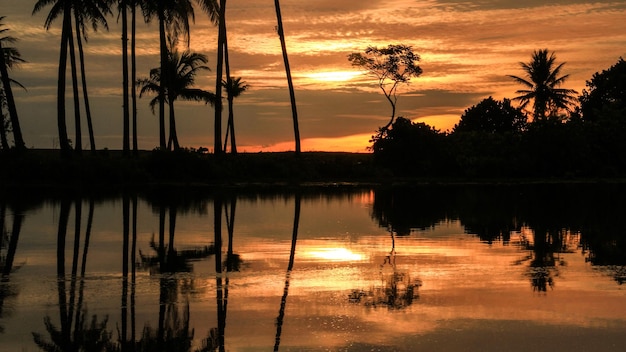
[3,0,626,152]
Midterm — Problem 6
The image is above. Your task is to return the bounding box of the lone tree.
[508,49,577,122]
[348,44,422,131]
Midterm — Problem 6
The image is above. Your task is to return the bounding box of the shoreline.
[3,148,626,191]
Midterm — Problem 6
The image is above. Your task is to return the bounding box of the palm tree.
[120,0,131,155]
[33,0,74,156]
[0,17,26,150]
[508,49,577,121]
[222,77,248,153]
[73,1,110,153]
[273,0,301,155]
[142,0,218,151]
[138,48,216,150]
[131,0,142,154]
[213,0,226,155]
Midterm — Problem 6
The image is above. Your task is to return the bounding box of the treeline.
[372,57,626,179]
[1,1,301,157]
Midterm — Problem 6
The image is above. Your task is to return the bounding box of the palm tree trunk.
[213,0,226,155]
[131,1,138,154]
[158,2,167,150]
[0,113,9,150]
[67,19,82,155]
[274,0,301,155]
[0,41,25,150]
[223,25,237,154]
[57,5,72,157]
[74,19,96,153]
[122,0,130,156]
[168,99,180,150]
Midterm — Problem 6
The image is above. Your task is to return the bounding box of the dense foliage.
[371,57,626,179]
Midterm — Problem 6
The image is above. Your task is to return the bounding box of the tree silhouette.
[213,0,226,155]
[579,57,626,122]
[508,49,577,122]
[73,0,110,153]
[0,17,26,150]
[142,0,218,151]
[452,97,527,134]
[33,0,75,156]
[119,0,131,155]
[138,46,216,150]
[222,77,248,154]
[348,44,422,132]
[274,0,301,155]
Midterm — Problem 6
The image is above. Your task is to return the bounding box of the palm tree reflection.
[32,197,116,351]
[197,196,243,352]
[1,200,25,333]
[136,199,214,351]
[273,193,300,351]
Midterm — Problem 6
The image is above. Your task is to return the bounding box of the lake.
[1,184,625,351]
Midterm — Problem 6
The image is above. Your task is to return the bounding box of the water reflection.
[349,229,421,309]
[0,199,24,334]
[273,193,300,351]
[0,185,625,351]
[32,198,117,352]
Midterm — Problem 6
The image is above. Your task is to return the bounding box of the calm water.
[1,184,626,351]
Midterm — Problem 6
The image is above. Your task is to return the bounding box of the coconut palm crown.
[138,48,215,150]
[508,49,577,121]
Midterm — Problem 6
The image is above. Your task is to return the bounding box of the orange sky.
[4,0,626,152]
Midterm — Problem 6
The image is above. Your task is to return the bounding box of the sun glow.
[305,247,365,262]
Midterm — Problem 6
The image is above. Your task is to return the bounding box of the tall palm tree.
[138,48,216,150]
[0,17,26,150]
[213,0,226,155]
[33,0,74,156]
[142,0,218,151]
[73,1,110,153]
[508,49,577,121]
[120,0,131,155]
[222,76,248,153]
[273,0,301,155]
[131,0,141,154]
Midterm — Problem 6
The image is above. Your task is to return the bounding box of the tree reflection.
[197,196,244,352]
[32,197,116,351]
[515,227,578,292]
[274,193,300,351]
[135,196,214,352]
[349,229,421,309]
[1,200,25,334]
[139,203,214,274]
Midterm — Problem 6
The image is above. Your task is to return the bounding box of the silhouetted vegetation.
[368,56,626,179]
[348,44,423,132]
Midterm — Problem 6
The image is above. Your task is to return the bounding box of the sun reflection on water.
[304,247,366,262]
